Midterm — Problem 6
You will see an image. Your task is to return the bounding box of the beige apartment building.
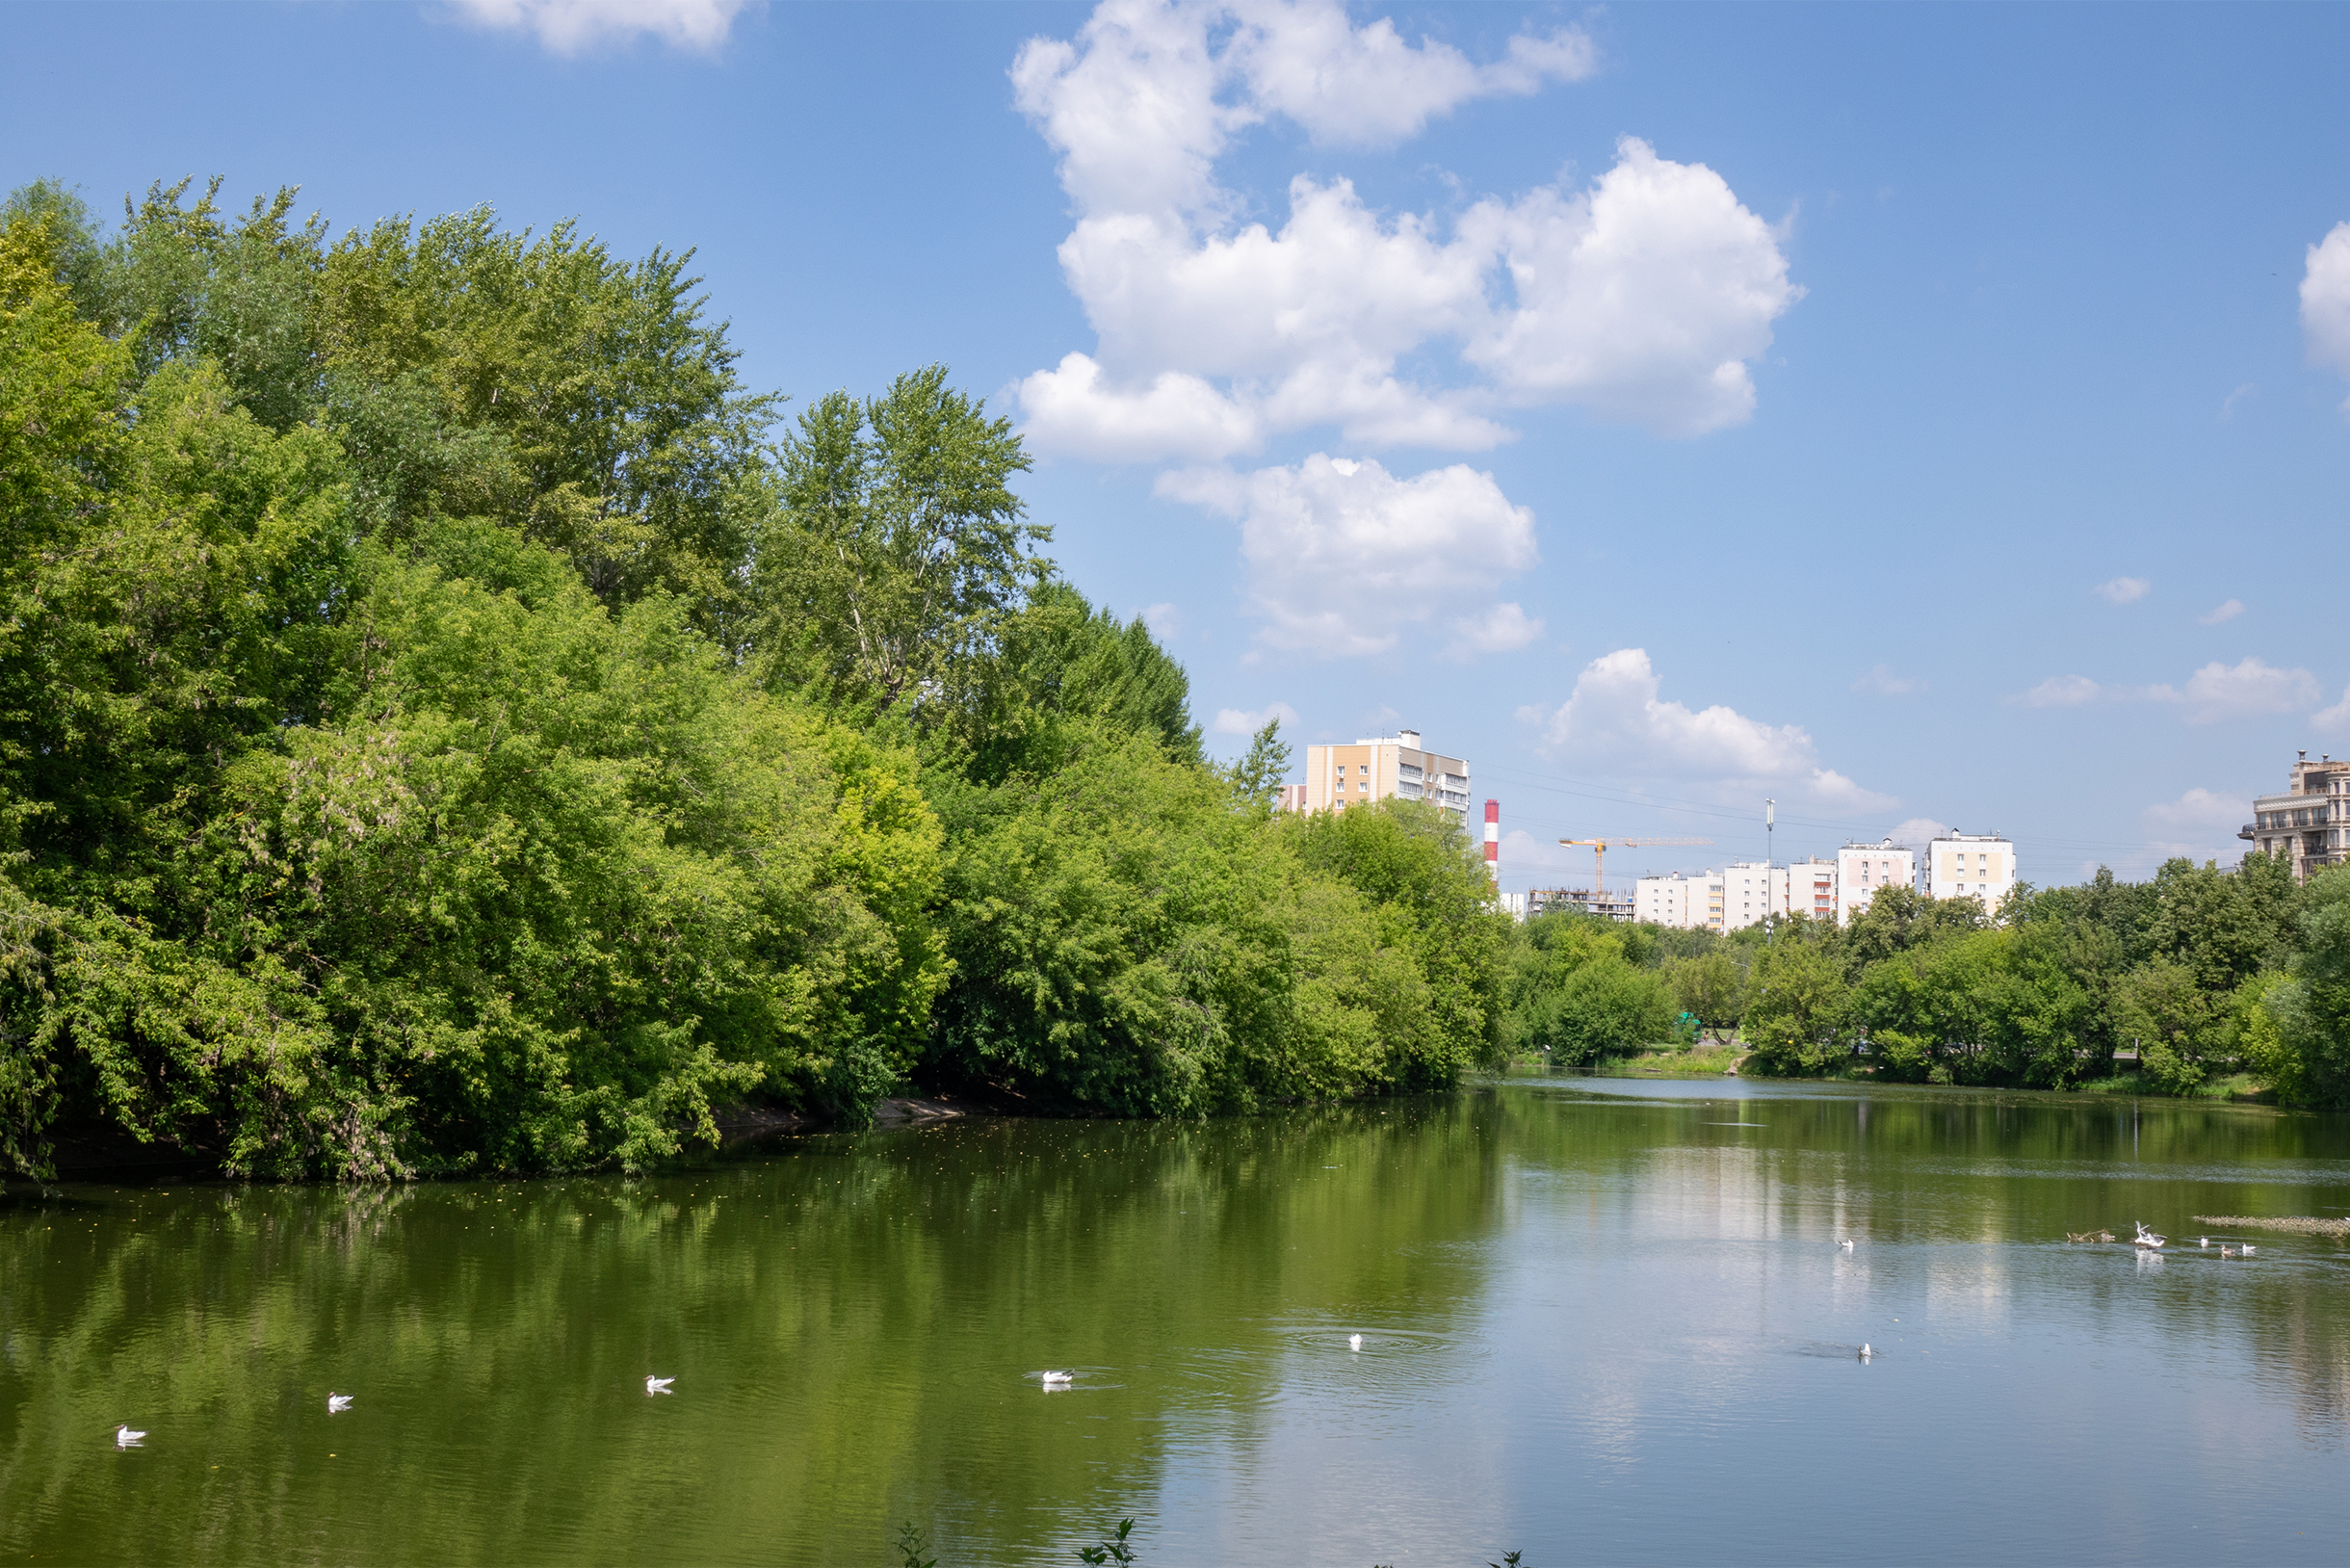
[2241,750,2349,880]
[1837,839,1917,925]
[1301,729,1472,822]
[1922,833,2016,907]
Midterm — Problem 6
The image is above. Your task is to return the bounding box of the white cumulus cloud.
[2199,598,2246,625]
[447,0,747,53]
[1211,700,1300,735]
[2093,576,2150,605]
[2303,221,2350,409]
[2143,787,2253,864]
[2315,686,2350,733]
[2017,675,2102,709]
[1884,817,1952,848]
[1160,453,1538,658]
[2144,657,2322,723]
[1228,1,1596,147]
[1528,648,1893,808]
[1009,1,1797,459]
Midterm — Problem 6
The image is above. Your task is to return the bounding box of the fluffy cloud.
[2303,221,2350,407]
[2143,788,2253,863]
[2017,674,2101,708]
[1528,648,1893,808]
[2199,598,2246,625]
[2316,687,2350,732]
[1884,817,1953,847]
[1229,2,1596,147]
[1211,700,1299,735]
[2093,576,2150,605]
[1160,454,1537,657]
[2144,657,2322,723]
[1852,664,1923,696]
[1010,1,1797,459]
[447,0,746,52]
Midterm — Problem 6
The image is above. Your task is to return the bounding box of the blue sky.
[9,1,2349,891]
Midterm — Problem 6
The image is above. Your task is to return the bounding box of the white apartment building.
[1633,871,1726,930]
[1923,833,2016,907]
[1785,857,1837,925]
[2241,751,2349,881]
[1837,839,1918,925]
[1302,729,1471,822]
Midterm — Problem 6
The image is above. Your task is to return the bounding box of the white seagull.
[116,1425,145,1448]
[1040,1370,1073,1388]
[2132,1222,2165,1249]
[326,1394,353,1414]
[1349,1334,1364,1351]
[2242,1244,2257,1256]
[645,1375,674,1395]
[1859,1344,1872,1361]
[1839,1239,1855,1251]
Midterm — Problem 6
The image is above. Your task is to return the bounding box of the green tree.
[1740,938,1849,1075]
[1279,799,1511,1078]
[2267,862,2350,1107]
[1505,915,1674,1067]
[1661,950,1746,1037]
[754,366,1046,708]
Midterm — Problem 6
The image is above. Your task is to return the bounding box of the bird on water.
[1839,1239,1855,1251]
[116,1425,144,1448]
[327,1394,353,1414]
[1041,1370,1073,1386]
[645,1375,674,1395]
[1349,1334,1363,1351]
[1858,1344,1872,1361]
[2132,1222,2165,1249]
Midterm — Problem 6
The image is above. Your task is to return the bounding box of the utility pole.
[1764,797,1775,941]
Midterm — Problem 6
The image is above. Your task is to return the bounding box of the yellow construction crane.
[1557,838,1714,896]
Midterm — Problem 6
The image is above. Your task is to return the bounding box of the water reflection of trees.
[0,1100,1511,1565]
[1489,1084,2350,1448]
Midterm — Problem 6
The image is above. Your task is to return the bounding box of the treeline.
[1503,857,2350,1106]
[0,179,1507,1179]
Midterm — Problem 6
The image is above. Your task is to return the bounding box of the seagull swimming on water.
[1858,1344,1872,1361]
[116,1425,144,1448]
[645,1375,674,1395]
[326,1394,353,1414]
[1040,1370,1073,1388]
[2242,1244,2257,1256]
[1349,1334,1363,1351]
[1839,1239,1855,1251]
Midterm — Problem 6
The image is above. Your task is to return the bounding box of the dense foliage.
[0,179,1506,1179]
[1509,854,2350,1107]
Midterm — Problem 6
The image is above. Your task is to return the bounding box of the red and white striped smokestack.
[1484,799,1500,877]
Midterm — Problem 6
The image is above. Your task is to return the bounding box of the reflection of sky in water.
[4,1085,2348,1566]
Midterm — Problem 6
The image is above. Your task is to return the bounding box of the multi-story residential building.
[1784,857,1837,925]
[2241,750,2350,880]
[1922,833,2016,908]
[1275,784,1309,813]
[1632,872,1725,929]
[1836,839,1918,925]
[1301,729,1471,822]
[1722,860,1780,929]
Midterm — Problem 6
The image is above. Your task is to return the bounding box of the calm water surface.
[6,1079,2350,1565]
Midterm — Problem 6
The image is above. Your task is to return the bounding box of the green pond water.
[5,1078,2349,1566]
